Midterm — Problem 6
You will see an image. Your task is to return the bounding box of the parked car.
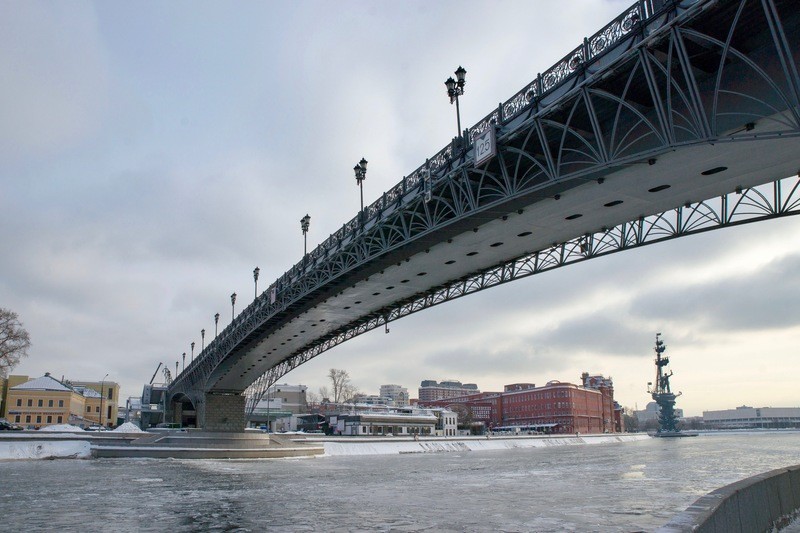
[84,425,106,431]
[0,419,23,431]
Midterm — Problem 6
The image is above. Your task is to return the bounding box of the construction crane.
[149,362,163,385]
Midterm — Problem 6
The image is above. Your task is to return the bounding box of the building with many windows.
[67,379,120,428]
[379,384,409,406]
[1,374,121,429]
[421,373,618,434]
[248,384,308,431]
[3,374,93,429]
[327,405,456,437]
[418,380,480,402]
[702,406,800,428]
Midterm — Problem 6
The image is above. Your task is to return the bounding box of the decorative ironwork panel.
[587,3,643,60]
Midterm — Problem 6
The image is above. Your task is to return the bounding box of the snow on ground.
[113,422,145,433]
[0,440,91,460]
[0,432,648,460]
[319,434,650,456]
[39,424,84,432]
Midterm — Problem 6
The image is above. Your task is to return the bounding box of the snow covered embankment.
[0,440,92,460]
[321,434,650,456]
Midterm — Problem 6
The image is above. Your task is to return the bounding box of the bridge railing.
[269,0,674,297]
[173,0,690,390]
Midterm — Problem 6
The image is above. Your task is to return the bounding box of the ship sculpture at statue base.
[647,334,697,438]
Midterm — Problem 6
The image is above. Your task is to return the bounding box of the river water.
[2,431,799,532]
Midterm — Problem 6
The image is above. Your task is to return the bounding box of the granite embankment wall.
[658,464,800,532]
[315,433,649,456]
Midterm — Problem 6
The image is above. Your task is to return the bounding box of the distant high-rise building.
[418,379,479,402]
[380,384,409,406]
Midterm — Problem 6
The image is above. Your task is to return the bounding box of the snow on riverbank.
[319,433,650,456]
[0,432,649,460]
[113,422,145,433]
[39,424,84,432]
[0,440,91,460]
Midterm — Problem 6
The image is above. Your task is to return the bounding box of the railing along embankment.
[658,464,800,532]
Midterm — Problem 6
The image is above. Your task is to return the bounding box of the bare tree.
[327,368,359,403]
[318,386,331,402]
[0,308,31,377]
[306,390,321,406]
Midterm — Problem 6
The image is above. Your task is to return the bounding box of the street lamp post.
[182,352,186,372]
[445,66,467,138]
[353,158,368,212]
[230,292,237,322]
[201,329,205,352]
[191,341,195,362]
[99,373,109,428]
[214,313,220,337]
[300,214,311,256]
[253,267,260,299]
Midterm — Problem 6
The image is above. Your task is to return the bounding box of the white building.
[330,408,436,436]
[379,384,409,406]
[703,406,800,428]
[430,408,458,436]
[265,384,308,414]
[248,384,308,431]
[327,405,456,436]
[635,401,684,423]
[352,394,391,406]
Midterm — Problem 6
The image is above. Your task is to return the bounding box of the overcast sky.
[2,1,798,417]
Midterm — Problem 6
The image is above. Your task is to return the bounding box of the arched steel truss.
[167,0,800,414]
[244,175,800,413]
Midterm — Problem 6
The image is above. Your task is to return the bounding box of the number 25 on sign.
[474,128,496,166]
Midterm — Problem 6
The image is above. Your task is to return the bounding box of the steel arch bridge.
[167,0,800,430]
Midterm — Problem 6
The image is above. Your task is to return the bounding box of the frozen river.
[2,431,799,532]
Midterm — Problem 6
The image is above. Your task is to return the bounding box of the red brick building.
[421,373,618,434]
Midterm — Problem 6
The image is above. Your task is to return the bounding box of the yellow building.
[0,377,5,417]
[69,380,120,428]
[0,375,29,419]
[2,374,120,429]
[6,373,90,429]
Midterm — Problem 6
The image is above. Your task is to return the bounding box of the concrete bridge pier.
[197,393,247,432]
[132,392,328,459]
[166,392,246,432]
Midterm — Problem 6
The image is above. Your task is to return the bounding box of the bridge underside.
[234,140,800,402]
[167,0,800,425]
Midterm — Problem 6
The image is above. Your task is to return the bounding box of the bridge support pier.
[199,393,247,432]
[172,402,183,425]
